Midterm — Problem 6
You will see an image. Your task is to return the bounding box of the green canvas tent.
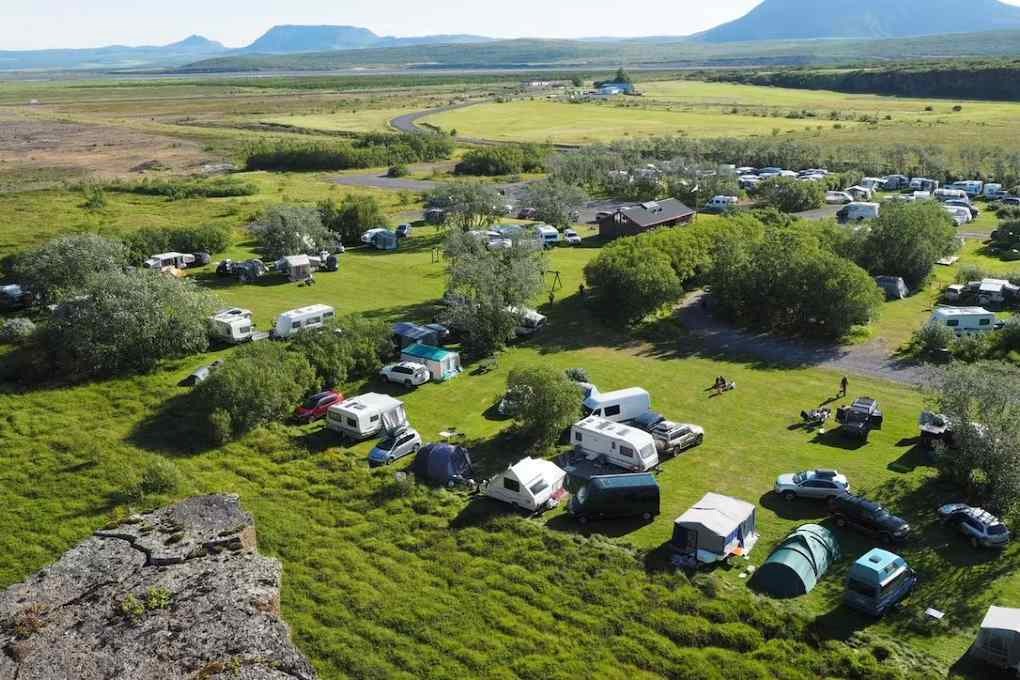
[755,524,840,598]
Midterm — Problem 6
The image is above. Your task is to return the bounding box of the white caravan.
[837,202,880,223]
[144,252,195,270]
[704,195,738,212]
[326,393,408,441]
[950,180,984,198]
[271,304,335,339]
[571,416,659,472]
[984,183,1004,198]
[535,225,560,248]
[929,307,998,336]
[934,188,968,202]
[944,205,973,226]
[582,387,652,423]
[484,457,568,512]
[209,308,255,344]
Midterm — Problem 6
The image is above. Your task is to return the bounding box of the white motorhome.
[326,393,408,441]
[860,177,885,190]
[144,252,195,270]
[837,202,880,223]
[572,416,659,472]
[484,457,568,512]
[582,387,652,423]
[934,188,968,202]
[535,225,560,248]
[209,308,255,344]
[929,306,998,336]
[984,183,1004,198]
[704,195,738,212]
[951,180,984,198]
[271,304,335,339]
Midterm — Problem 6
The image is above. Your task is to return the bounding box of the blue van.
[844,549,917,616]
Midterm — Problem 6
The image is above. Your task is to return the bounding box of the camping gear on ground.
[971,607,1020,671]
[669,493,759,568]
[800,408,832,427]
[411,443,474,488]
[400,343,461,382]
[836,397,883,441]
[217,259,267,283]
[571,416,659,472]
[326,393,407,441]
[568,473,660,524]
[483,457,568,512]
[754,524,840,598]
[844,548,916,617]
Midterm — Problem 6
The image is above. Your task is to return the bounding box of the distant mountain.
[242,25,493,54]
[0,35,226,71]
[696,0,1020,42]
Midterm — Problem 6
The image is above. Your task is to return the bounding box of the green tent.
[755,524,840,598]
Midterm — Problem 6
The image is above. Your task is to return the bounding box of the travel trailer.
[271,304,336,340]
[837,202,880,223]
[208,308,256,344]
[582,387,652,423]
[326,393,408,441]
[144,252,195,271]
[950,180,984,198]
[929,307,998,336]
[704,195,738,212]
[535,225,560,248]
[934,188,968,202]
[571,416,659,472]
[511,307,547,337]
[277,254,316,282]
[483,457,568,512]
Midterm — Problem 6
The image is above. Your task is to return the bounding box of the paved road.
[678,292,928,386]
[390,100,483,135]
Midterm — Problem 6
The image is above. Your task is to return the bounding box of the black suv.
[836,397,884,441]
[828,494,910,543]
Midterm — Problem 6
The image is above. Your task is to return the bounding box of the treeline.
[454,144,549,176]
[707,60,1020,102]
[101,177,258,200]
[245,132,454,172]
[121,224,233,262]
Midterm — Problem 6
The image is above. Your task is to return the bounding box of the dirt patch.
[0,116,217,186]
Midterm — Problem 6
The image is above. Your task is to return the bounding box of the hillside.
[697,0,1020,42]
[243,25,493,54]
[0,35,226,71]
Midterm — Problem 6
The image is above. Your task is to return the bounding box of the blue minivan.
[844,549,917,616]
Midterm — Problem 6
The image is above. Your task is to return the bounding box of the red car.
[294,390,344,423]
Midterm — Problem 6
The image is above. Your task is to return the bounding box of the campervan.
[984,183,1004,198]
[837,202,880,223]
[208,308,255,344]
[568,473,661,524]
[951,180,984,198]
[934,188,968,203]
[910,178,939,193]
[535,225,560,248]
[326,393,407,441]
[271,304,335,340]
[582,387,652,423]
[844,549,916,617]
[144,252,195,270]
[929,307,998,336]
[704,195,738,212]
[484,457,568,512]
[571,416,659,472]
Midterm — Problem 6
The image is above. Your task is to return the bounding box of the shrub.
[138,458,182,496]
[7,233,128,305]
[0,318,36,345]
[318,195,387,246]
[584,241,681,326]
[118,594,145,622]
[854,202,958,288]
[757,176,825,212]
[386,164,409,178]
[454,145,547,176]
[953,333,993,363]
[145,587,173,610]
[910,322,956,360]
[244,133,453,172]
[506,366,582,449]
[287,314,390,388]
[121,224,232,262]
[105,177,257,200]
[250,204,335,260]
[564,367,590,383]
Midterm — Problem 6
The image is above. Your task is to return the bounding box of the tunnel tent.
[755,524,841,598]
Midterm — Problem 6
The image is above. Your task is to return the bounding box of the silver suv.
[774,469,850,501]
[651,422,704,455]
[938,504,1010,549]
[368,429,423,467]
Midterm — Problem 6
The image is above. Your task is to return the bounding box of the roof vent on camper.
[868,555,882,564]
[641,201,661,212]
[350,403,366,411]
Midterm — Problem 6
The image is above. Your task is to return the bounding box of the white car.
[380,361,430,387]
[361,228,388,244]
[368,428,422,467]
[563,229,582,245]
[826,191,853,205]
[943,205,972,226]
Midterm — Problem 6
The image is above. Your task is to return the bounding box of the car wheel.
[642,512,653,521]
[783,491,797,502]
[413,444,420,453]
[404,380,412,387]
[385,458,393,466]
[695,434,704,447]
[835,516,847,528]
[970,536,980,549]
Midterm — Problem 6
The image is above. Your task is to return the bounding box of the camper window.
[503,478,521,493]
[370,415,380,423]
[605,405,621,417]
[346,417,356,427]
[574,432,583,443]
[308,316,321,325]
[619,446,634,459]
[987,633,1009,656]
[529,479,549,495]
[292,320,303,329]
[324,311,335,319]
[947,320,959,327]
[980,319,991,326]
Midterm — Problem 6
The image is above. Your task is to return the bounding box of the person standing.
[839,376,849,398]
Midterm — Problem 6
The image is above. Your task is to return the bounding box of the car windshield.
[989,524,1009,535]
[793,472,806,484]
[302,396,321,409]
[377,438,396,451]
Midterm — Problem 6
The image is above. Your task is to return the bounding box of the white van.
[929,306,998,336]
[535,225,560,248]
[571,416,659,472]
[484,457,568,512]
[944,205,973,226]
[272,304,335,340]
[837,202,880,223]
[582,387,652,423]
[326,393,407,441]
[704,195,738,212]
[144,252,195,270]
[209,308,255,344]
[934,188,968,202]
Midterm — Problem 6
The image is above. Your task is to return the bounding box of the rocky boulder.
[0,494,316,680]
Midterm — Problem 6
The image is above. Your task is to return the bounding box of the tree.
[7,233,127,305]
[584,241,681,326]
[930,362,1020,514]
[250,204,334,260]
[441,230,546,356]
[120,224,232,263]
[571,76,585,88]
[854,202,959,288]
[40,269,219,380]
[757,177,825,213]
[506,367,582,449]
[194,342,318,443]
[612,67,632,84]
[287,314,391,388]
[425,181,503,232]
[454,145,547,176]
[523,180,588,228]
[318,195,387,246]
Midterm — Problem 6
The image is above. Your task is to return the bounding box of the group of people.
[712,376,735,395]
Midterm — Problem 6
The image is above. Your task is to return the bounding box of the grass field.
[256,107,415,134]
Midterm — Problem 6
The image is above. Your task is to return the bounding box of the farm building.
[598,199,696,240]
[754,524,841,598]
[400,343,462,382]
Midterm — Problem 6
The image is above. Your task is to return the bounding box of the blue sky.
[4,0,765,49]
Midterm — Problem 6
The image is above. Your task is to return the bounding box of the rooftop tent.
[755,524,841,598]
[392,323,440,349]
[874,276,909,301]
[411,443,474,487]
[973,606,1020,671]
[671,493,758,563]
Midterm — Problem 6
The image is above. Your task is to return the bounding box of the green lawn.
[256,107,417,134]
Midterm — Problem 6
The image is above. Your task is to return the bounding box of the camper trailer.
[511,307,547,337]
[845,186,874,201]
[484,457,568,512]
[208,308,256,344]
[837,202,880,223]
[582,387,652,423]
[143,252,195,271]
[535,225,560,248]
[568,473,660,524]
[669,493,759,566]
[703,195,738,212]
[972,606,1020,672]
[277,254,316,282]
[934,188,968,202]
[951,180,984,198]
[929,307,998,336]
[271,304,336,340]
[400,343,461,382]
[910,178,939,193]
[571,416,659,472]
[326,393,407,441]
[984,183,1004,198]
[844,549,917,617]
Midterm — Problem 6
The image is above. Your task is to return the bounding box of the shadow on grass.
[949,652,1019,680]
[810,602,875,642]
[127,391,218,456]
[887,445,931,474]
[759,491,829,522]
[546,512,653,539]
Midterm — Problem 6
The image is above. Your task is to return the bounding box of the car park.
[368,428,422,467]
[828,494,910,544]
[294,389,344,423]
[774,469,850,501]
[938,503,1010,549]
[380,361,431,387]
